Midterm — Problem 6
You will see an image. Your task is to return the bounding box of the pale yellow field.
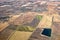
[37,15,52,28]
[9,31,32,40]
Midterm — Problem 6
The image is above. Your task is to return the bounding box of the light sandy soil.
[53,14,60,22]
[9,31,32,40]
[0,22,9,31]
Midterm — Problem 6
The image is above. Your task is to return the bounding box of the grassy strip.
[34,15,42,27]
[36,15,42,20]
[18,25,35,32]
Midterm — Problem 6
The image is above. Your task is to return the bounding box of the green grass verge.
[36,15,42,20]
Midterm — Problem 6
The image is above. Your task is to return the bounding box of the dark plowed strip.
[28,28,50,40]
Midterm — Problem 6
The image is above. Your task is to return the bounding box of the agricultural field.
[8,15,42,40]
[9,31,32,40]
[17,15,42,32]
[0,14,42,40]
[0,0,60,40]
